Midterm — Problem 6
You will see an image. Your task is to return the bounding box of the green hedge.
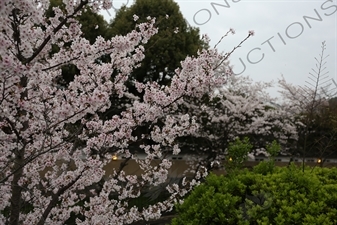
[172,163,337,225]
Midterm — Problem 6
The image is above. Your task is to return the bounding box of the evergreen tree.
[107,0,206,88]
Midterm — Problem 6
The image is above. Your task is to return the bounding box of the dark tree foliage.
[107,0,206,88]
[77,8,109,44]
[300,97,337,160]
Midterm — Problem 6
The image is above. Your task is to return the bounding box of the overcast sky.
[101,0,337,99]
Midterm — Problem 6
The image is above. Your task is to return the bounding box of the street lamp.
[112,155,118,161]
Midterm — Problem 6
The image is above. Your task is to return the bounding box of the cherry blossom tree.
[0,1,253,224]
[175,74,299,172]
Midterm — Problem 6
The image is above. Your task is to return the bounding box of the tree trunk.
[9,149,25,225]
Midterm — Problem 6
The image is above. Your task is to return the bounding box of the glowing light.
[112,155,118,161]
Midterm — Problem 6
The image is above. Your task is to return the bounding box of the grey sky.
[101,0,337,99]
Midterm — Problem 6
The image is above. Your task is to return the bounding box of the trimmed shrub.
[172,164,337,225]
